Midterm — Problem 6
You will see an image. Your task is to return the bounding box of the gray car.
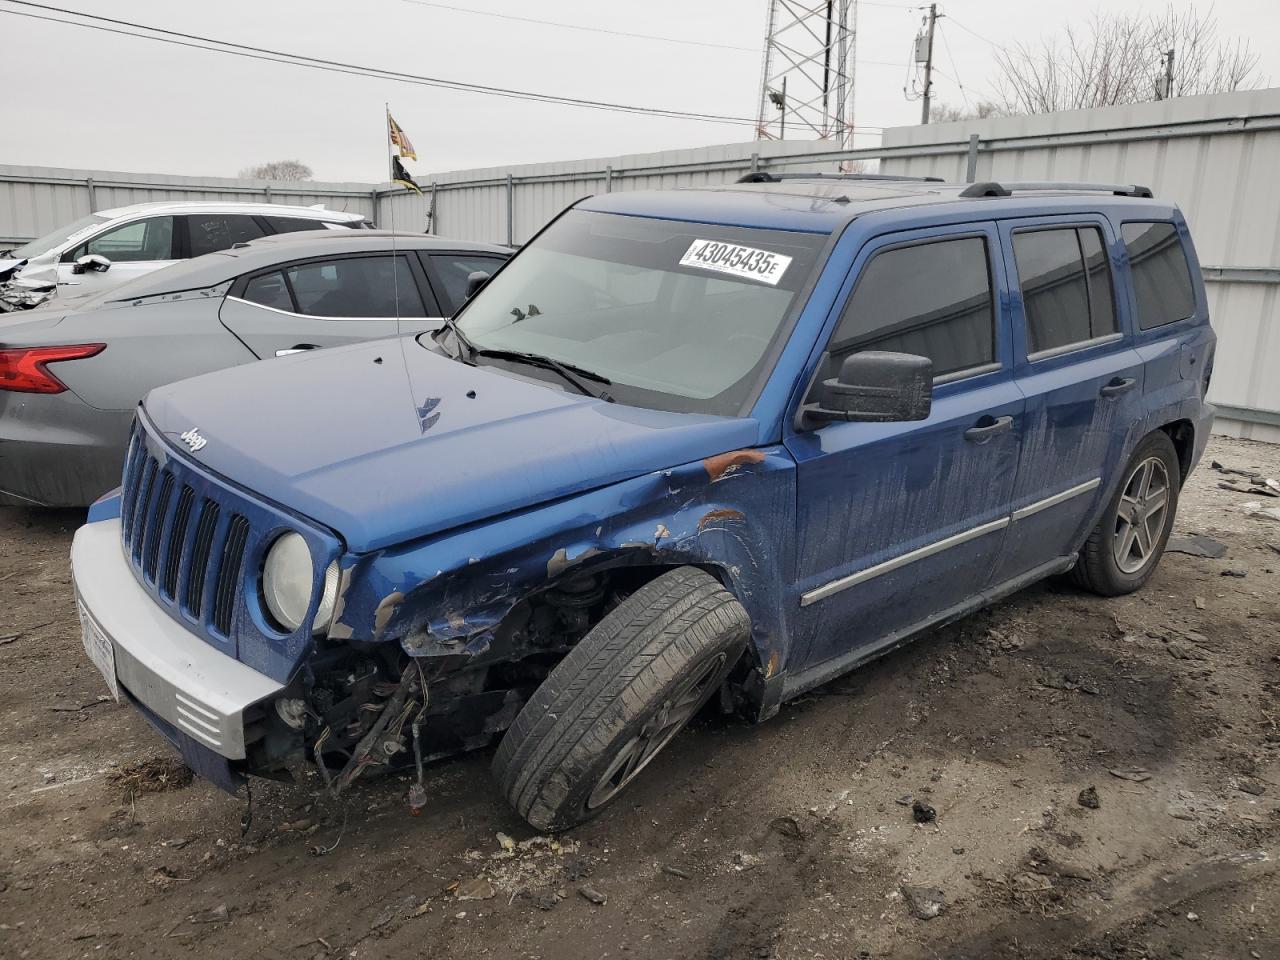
[0,231,509,507]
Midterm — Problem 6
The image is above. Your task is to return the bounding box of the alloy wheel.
[1112,456,1171,575]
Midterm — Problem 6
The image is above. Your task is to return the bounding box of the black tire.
[1071,430,1181,596]
[492,566,750,832]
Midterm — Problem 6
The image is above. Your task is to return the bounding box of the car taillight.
[0,344,106,394]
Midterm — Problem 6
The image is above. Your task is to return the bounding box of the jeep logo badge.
[179,427,207,453]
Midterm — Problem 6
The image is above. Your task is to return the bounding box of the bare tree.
[238,160,313,181]
[929,101,1005,124]
[993,4,1261,115]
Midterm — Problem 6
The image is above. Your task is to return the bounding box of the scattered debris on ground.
[108,757,195,795]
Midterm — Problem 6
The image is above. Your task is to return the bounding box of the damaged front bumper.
[0,280,55,311]
[71,517,285,769]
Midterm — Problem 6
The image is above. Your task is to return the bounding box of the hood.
[0,257,22,280]
[142,339,759,553]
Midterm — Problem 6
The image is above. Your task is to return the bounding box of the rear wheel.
[492,566,749,832]
[1072,431,1181,596]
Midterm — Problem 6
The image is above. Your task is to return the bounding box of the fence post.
[427,182,437,235]
[965,133,980,183]
[85,176,96,212]
[506,173,514,247]
[750,151,760,174]
[605,164,613,193]
[371,188,380,226]
[264,184,272,203]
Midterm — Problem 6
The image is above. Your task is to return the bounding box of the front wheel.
[492,566,750,832]
[1072,430,1181,596]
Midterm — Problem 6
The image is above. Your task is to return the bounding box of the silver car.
[0,231,509,506]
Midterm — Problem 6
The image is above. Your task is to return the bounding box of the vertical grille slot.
[212,515,250,635]
[185,499,221,618]
[162,485,195,600]
[129,459,159,560]
[143,471,174,582]
[119,429,144,534]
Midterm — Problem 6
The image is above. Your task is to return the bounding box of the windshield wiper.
[472,347,614,402]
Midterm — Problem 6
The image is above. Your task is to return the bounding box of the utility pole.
[919,3,938,124]
[1164,47,1175,99]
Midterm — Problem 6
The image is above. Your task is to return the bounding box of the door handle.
[1100,376,1137,398]
[275,344,320,357]
[964,415,1014,443]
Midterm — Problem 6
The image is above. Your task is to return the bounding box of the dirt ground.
[1,436,1276,960]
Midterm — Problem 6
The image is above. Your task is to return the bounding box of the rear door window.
[1122,222,1197,330]
[285,255,426,318]
[186,214,267,258]
[1013,226,1117,355]
[828,235,996,378]
[72,216,176,262]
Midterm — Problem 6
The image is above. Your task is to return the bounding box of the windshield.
[8,214,110,261]
[446,209,827,415]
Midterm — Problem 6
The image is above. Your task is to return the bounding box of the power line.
[400,0,757,53]
[935,24,969,107]
[945,15,998,49]
[0,2,758,126]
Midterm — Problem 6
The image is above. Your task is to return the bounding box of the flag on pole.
[391,156,422,194]
[388,113,418,161]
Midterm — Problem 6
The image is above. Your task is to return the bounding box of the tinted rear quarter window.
[1122,222,1196,330]
[264,216,330,234]
[829,235,995,378]
[187,214,267,258]
[429,253,509,312]
[243,271,293,311]
[1013,226,1116,354]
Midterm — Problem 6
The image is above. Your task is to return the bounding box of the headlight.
[262,532,315,632]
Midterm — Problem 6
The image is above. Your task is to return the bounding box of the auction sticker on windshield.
[679,239,792,286]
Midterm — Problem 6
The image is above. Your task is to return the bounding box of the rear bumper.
[0,395,129,506]
[70,517,284,759]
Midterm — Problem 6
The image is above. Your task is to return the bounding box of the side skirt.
[751,554,1077,719]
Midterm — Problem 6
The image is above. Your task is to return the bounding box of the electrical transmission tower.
[755,1,857,147]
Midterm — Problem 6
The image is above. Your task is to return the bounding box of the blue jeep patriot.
[71,175,1215,830]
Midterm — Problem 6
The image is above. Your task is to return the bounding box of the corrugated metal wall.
[0,164,378,245]
[878,88,1280,443]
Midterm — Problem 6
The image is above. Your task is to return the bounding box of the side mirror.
[806,350,933,424]
[464,270,490,300]
[72,254,111,275]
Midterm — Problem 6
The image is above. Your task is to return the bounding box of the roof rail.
[737,172,945,184]
[959,180,1154,199]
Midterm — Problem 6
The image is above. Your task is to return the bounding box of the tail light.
[0,344,106,394]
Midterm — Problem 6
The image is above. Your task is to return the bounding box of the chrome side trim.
[800,476,1104,607]
[800,517,1010,607]
[1011,478,1101,522]
[226,294,441,324]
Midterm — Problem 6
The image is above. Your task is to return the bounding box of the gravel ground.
[0,435,1276,960]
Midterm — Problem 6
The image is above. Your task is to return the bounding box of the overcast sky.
[1,0,1277,182]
